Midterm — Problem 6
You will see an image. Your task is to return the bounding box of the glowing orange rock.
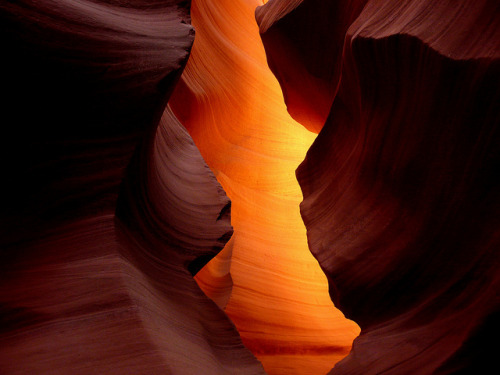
[170,0,360,373]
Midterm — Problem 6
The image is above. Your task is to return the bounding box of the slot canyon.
[0,1,498,375]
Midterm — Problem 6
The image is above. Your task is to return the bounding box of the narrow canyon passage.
[1,1,497,374]
[169,0,360,373]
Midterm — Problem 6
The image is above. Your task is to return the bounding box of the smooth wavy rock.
[256,0,368,133]
[170,0,360,374]
[295,0,500,374]
[0,1,263,374]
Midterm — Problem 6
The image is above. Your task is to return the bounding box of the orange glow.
[170,0,360,373]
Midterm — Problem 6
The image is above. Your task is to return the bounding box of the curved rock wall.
[169,0,360,374]
[0,1,263,374]
[256,0,368,133]
[3,0,497,374]
[259,0,500,374]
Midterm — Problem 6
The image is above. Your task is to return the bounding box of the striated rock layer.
[3,0,496,373]
[0,1,263,374]
[170,0,360,374]
[260,0,500,374]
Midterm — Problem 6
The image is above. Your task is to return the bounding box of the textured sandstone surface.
[170,0,360,374]
[2,0,498,374]
[277,0,499,374]
[0,1,263,374]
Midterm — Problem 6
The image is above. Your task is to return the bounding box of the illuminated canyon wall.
[169,1,359,374]
[1,0,499,375]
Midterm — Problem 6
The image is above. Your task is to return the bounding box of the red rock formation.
[0,1,263,373]
[3,0,497,374]
[256,0,368,133]
[273,0,499,373]
[170,0,360,373]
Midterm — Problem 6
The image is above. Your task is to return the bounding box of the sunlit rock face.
[272,0,499,374]
[0,1,263,374]
[169,0,360,374]
[3,0,497,374]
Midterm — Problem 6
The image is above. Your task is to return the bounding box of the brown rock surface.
[256,0,368,133]
[0,1,263,374]
[2,0,497,373]
[293,0,500,374]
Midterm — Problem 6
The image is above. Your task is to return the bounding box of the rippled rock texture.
[169,1,359,374]
[0,1,263,374]
[259,0,499,374]
[2,0,498,374]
